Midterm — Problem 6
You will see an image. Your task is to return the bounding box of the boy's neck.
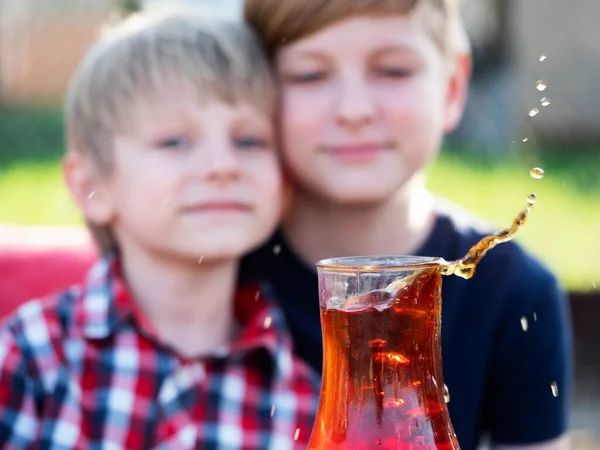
[118,244,239,359]
[283,175,437,267]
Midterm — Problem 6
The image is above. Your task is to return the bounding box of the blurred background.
[0,0,599,447]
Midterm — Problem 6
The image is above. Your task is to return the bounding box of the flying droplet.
[536,80,548,91]
[541,97,551,107]
[443,384,451,403]
[593,281,596,289]
[198,255,204,264]
[254,291,260,301]
[270,404,276,417]
[522,138,529,143]
[527,193,537,205]
[530,167,545,179]
[533,312,538,322]
[87,191,96,200]
[551,382,559,397]
[294,428,301,441]
[539,54,547,62]
[529,108,540,117]
[263,316,272,329]
[521,316,529,331]
[368,338,387,348]
[273,244,281,255]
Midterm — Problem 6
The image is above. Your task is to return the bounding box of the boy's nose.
[335,74,376,131]
[202,145,242,186]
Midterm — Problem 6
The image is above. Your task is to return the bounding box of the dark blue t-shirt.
[240,201,573,449]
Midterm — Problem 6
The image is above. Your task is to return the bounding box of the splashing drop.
[539,54,547,62]
[551,382,559,397]
[270,404,276,417]
[536,80,548,91]
[273,244,281,255]
[294,428,301,441]
[520,316,529,332]
[529,108,540,117]
[527,193,537,205]
[522,138,529,143]
[530,167,545,179]
[593,281,597,289]
[443,384,451,403]
[263,316,272,329]
[533,312,538,322]
[541,97,551,107]
[198,255,204,264]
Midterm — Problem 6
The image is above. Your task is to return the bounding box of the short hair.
[66,8,276,174]
[244,0,468,59]
[65,8,276,254]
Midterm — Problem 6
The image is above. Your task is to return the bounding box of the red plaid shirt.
[0,255,319,449]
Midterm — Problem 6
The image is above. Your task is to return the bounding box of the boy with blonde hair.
[0,9,318,448]
[241,0,573,449]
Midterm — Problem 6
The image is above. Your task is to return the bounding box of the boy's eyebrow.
[370,44,420,58]
[280,49,330,63]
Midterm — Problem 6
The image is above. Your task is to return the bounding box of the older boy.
[241,1,573,449]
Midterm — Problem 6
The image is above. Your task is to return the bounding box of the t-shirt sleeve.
[484,269,573,445]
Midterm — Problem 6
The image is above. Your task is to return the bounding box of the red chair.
[0,224,97,319]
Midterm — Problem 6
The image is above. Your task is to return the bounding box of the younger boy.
[0,10,318,448]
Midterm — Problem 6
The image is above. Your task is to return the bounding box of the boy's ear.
[62,152,116,227]
[443,52,472,133]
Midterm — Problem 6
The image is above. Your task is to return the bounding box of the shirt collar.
[73,254,299,381]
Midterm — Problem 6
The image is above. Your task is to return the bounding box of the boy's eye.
[285,71,327,83]
[235,137,269,150]
[156,136,192,149]
[376,67,414,78]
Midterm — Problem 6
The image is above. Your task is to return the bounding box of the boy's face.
[276,14,470,205]
[83,90,282,262]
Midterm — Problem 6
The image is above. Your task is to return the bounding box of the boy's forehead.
[279,12,443,60]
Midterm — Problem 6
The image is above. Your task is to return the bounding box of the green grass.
[0,154,598,293]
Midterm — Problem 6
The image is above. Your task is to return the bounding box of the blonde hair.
[65,8,276,254]
[244,0,468,58]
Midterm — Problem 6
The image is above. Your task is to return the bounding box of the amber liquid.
[442,194,537,279]
[309,267,458,449]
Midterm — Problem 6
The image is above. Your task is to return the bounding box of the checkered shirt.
[0,255,319,449]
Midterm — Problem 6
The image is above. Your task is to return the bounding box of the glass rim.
[316,255,444,272]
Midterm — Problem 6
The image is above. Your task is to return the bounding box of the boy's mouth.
[183,201,253,214]
[322,143,392,163]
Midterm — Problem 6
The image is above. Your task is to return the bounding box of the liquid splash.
[530,167,545,179]
[441,197,534,279]
[529,108,540,117]
[541,97,552,107]
[536,80,548,91]
[539,54,547,62]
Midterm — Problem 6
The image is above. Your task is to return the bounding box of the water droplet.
[527,193,537,205]
[294,428,301,441]
[198,255,204,264]
[87,191,96,200]
[529,108,540,117]
[536,80,548,91]
[551,381,559,397]
[539,54,547,62]
[443,384,451,403]
[593,281,597,289]
[263,316,272,329]
[533,312,538,322]
[412,381,422,387]
[270,404,276,417]
[530,167,545,179]
[368,338,387,348]
[541,97,551,107]
[254,291,260,301]
[521,316,529,332]
[522,138,529,143]
[272,244,281,255]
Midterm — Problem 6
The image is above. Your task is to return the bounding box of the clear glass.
[308,256,460,449]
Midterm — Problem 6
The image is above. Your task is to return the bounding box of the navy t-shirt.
[240,200,573,449]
